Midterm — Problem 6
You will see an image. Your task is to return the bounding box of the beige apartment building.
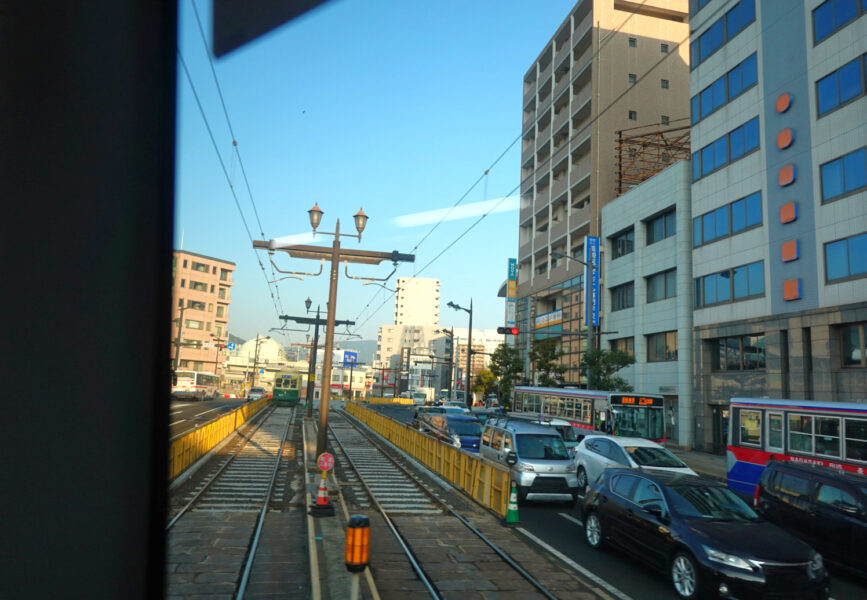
[516,0,690,381]
[171,250,235,376]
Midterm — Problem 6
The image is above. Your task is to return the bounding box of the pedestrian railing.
[345,402,510,516]
[168,398,271,481]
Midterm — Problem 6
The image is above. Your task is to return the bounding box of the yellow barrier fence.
[365,397,413,405]
[345,402,511,516]
[168,398,271,481]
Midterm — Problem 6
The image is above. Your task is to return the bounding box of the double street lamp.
[254,204,414,458]
[447,300,473,408]
[434,328,455,402]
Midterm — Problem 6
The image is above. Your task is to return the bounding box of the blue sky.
[175,0,576,344]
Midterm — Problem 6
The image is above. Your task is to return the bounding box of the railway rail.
[328,409,559,600]
[165,405,298,599]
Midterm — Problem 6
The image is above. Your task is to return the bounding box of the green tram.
[273,369,302,406]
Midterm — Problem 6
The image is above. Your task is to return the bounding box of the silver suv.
[480,417,580,505]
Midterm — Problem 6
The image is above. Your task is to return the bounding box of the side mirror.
[644,504,667,520]
[506,451,518,466]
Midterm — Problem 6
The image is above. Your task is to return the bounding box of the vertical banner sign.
[584,236,599,327]
[506,258,517,327]
[400,347,410,372]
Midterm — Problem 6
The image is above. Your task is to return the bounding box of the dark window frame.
[816,54,866,117]
[694,260,765,308]
[646,209,676,245]
[812,0,865,45]
[824,231,867,283]
[711,334,766,371]
[611,228,635,259]
[691,53,758,125]
[647,331,678,362]
[820,146,867,203]
[693,191,762,248]
[611,281,635,312]
[692,117,760,181]
[646,268,677,303]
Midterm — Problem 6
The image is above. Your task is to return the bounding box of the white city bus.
[171,370,220,401]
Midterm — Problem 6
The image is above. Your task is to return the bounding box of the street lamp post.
[551,250,599,352]
[447,300,473,409]
[435,328,455,402]
[210,333,225,376]
[251,334,269,388]
[254,204,414,458]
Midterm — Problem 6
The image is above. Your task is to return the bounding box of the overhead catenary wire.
[177,48,284,321]
[189,0,287,318]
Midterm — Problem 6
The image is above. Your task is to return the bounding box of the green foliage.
[579,349,635,391]
[529,337,567,387]
[473,368,496,398]
[489,344,524,406]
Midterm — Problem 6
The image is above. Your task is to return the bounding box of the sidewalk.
[668,447,727,482]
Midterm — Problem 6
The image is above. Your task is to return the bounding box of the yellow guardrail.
[345,402,511,516]
[168,398,271,481]
[365,396,413,405]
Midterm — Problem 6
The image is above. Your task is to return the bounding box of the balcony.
[550,218,567,244]
[569,200,591,234]
[519,240,532,260]
[573,11,593,50]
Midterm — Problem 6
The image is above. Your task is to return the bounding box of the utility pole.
[173,305,187,372]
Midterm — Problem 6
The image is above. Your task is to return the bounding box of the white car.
[574,435,696,492]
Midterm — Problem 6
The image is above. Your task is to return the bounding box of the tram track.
[165,405,299,599]
[328,409,559,600]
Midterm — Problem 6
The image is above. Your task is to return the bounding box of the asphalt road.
[365,402,867,600]
[169,397,247,439]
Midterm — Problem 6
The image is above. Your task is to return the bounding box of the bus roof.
[514,386,662,399]
[731,397,867,414]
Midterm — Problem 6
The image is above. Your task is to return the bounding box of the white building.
[394,277,440,325]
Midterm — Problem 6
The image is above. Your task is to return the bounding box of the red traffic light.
[497,326,519,335]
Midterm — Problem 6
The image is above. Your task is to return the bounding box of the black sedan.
[582,469,830,600]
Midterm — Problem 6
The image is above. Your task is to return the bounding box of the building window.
[661,115,670,125]
[825,232,867,282]
[220,269,231,281]
[218,287,227,299]
[611,228,634,258]
[180,279,186,288]
[628,37,637,47]
[177,298,184,307]
[181,338,201,349]
[646,269,676,303]
[208,303,213,312]
[185,319,203,330]
[841,322,867,366]
[646,209,676,244]
[690,0,755,68]
[628,73,637,84]
[821,147,867,202]
[191,261,209,273]
[628,110,637,120]
[692,117,760,181]
[647,331,677,362]
[661,43,669,53]
[816,55,865,116]
[610,337,634,357]
[187,300,206,310]
[695,260,764,308]
[190,281,207,292]
[611,282,634,311]
[691,53,758,124]
[693,192,762,247]
[216,305,225,318]
[210,285,215,293]
[711,334,765,370]
[813,0,864,44]
[183,260,188,268]
[661,79,669,89]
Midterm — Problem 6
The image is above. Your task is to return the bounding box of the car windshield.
[555,425,580,443]
[251,388,264,393]
[449,421,482,436]
[669,484,760,521]
[516,434,569,460]
[625,446,687,468]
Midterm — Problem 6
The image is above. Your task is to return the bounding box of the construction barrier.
[167,398,271,481]
[345,402,511,516]
[365,397,413,405]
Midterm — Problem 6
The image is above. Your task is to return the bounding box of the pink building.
[171,250,235,376]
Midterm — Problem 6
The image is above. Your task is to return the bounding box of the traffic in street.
[168,397,248,439]
[366,402,867,600]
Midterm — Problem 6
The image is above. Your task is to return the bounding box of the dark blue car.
[582,468,830,600]
[419,413,483,452]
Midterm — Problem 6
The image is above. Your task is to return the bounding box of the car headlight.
[702,545,755,571]
[808,552,824,576]
[516,463,535,472]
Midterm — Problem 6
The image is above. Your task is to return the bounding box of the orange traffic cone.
[309,470,335,517]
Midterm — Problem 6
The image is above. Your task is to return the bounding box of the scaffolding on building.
[615,120,691,197]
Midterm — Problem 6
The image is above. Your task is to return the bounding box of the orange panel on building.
[781,240,799,262]
[776,128,794,149]
[780,202,798,223]
[776,93,792,113]
[782,278,801,301]
[778,165,796,187]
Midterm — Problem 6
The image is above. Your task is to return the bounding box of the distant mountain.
[228,333,246,346]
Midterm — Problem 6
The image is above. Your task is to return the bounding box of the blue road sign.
[343,351,358,367]
[227,342,236,350]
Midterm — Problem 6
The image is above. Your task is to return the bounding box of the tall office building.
[394,277,440,325]
[689,0,867,452]
[515,0,690,381]
[171,250,235,375]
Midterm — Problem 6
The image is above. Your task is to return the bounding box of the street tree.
[579,348,635,391]
[473,368,496,402]
[529,337,566,387]
[489,343,523,408]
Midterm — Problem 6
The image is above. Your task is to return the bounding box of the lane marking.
[169,420,186,426]
[559,512,584,527]
[515,528,633,600]
[194,407,220,417]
